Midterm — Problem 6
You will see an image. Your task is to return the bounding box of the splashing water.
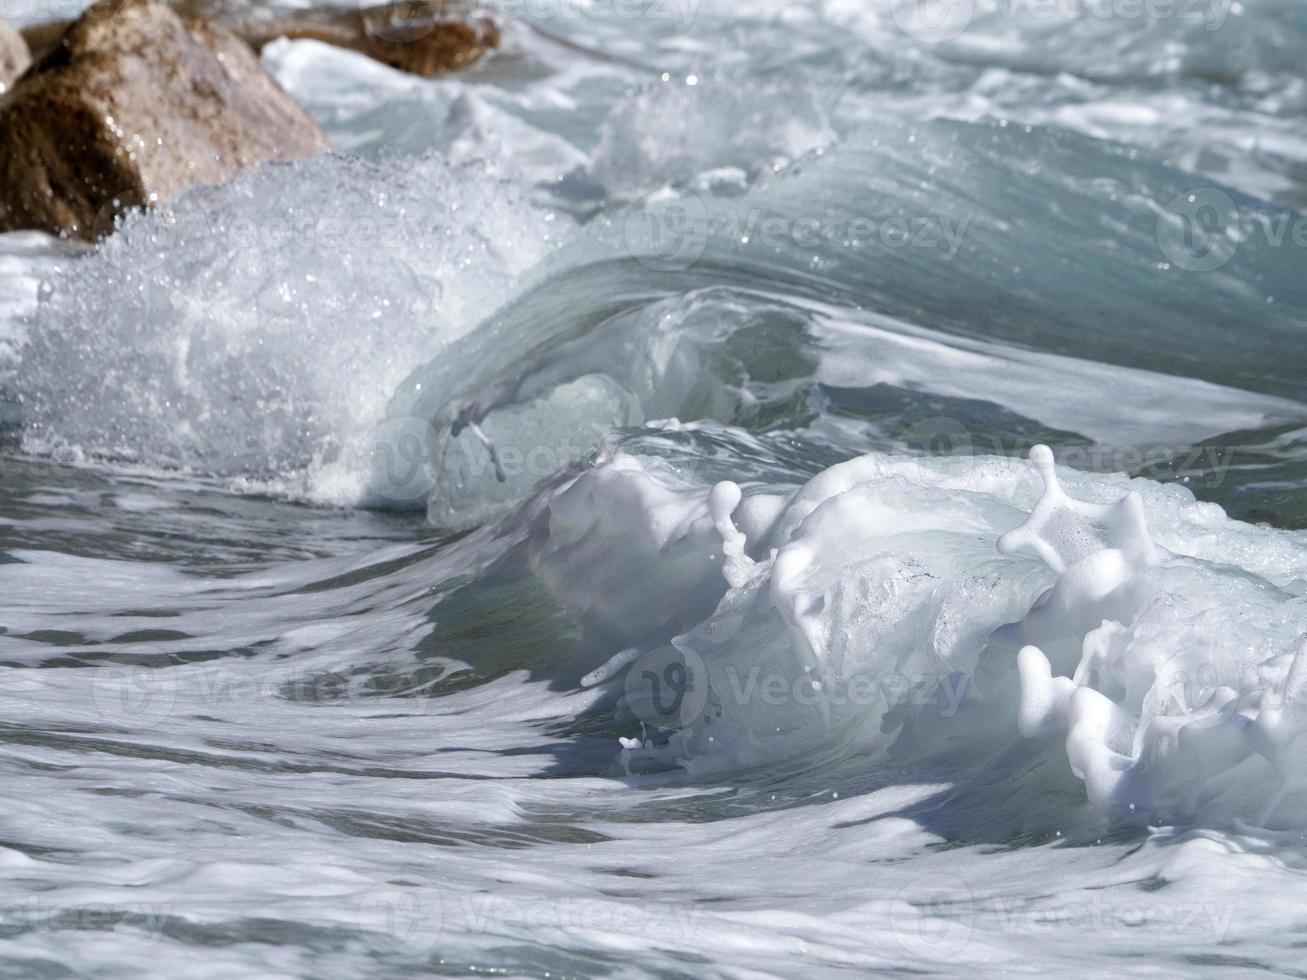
[3,0,1307,974]
[14,154,562,500]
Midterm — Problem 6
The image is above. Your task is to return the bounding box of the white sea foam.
[13,154,564,501]
[2,0,1307,973]
[538,444,1307,827]
[587,74,838,201]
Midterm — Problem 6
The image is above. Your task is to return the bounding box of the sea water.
[2,0,1307,975]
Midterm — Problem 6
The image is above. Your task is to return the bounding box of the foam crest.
[998,445,1158,574]
[14,154,561,500]
[1005,447,1307,826]
[538,444,1307,826]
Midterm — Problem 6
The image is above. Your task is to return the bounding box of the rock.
[25,1,502,78]
[15,22,65,65]
[0,17,30,93]
[242,2,501,78]
[0,0,326,241]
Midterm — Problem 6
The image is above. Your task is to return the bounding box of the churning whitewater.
[2,0,1307,976]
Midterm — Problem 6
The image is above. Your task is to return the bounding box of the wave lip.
[544,442,1307,828]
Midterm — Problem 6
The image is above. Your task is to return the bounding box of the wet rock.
[0,17,30,93]
[0,0,326,241]
[15,22,66,65]
[226,1,501,77]
[26,1,502,78]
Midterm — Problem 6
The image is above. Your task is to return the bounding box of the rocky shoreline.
[0,0,499,241]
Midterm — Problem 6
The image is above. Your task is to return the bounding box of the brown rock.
[26,1,502,78]
[17,21,70,65]
[0,17,30,93]
[0,0,326,241]
[245,1,501,77]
